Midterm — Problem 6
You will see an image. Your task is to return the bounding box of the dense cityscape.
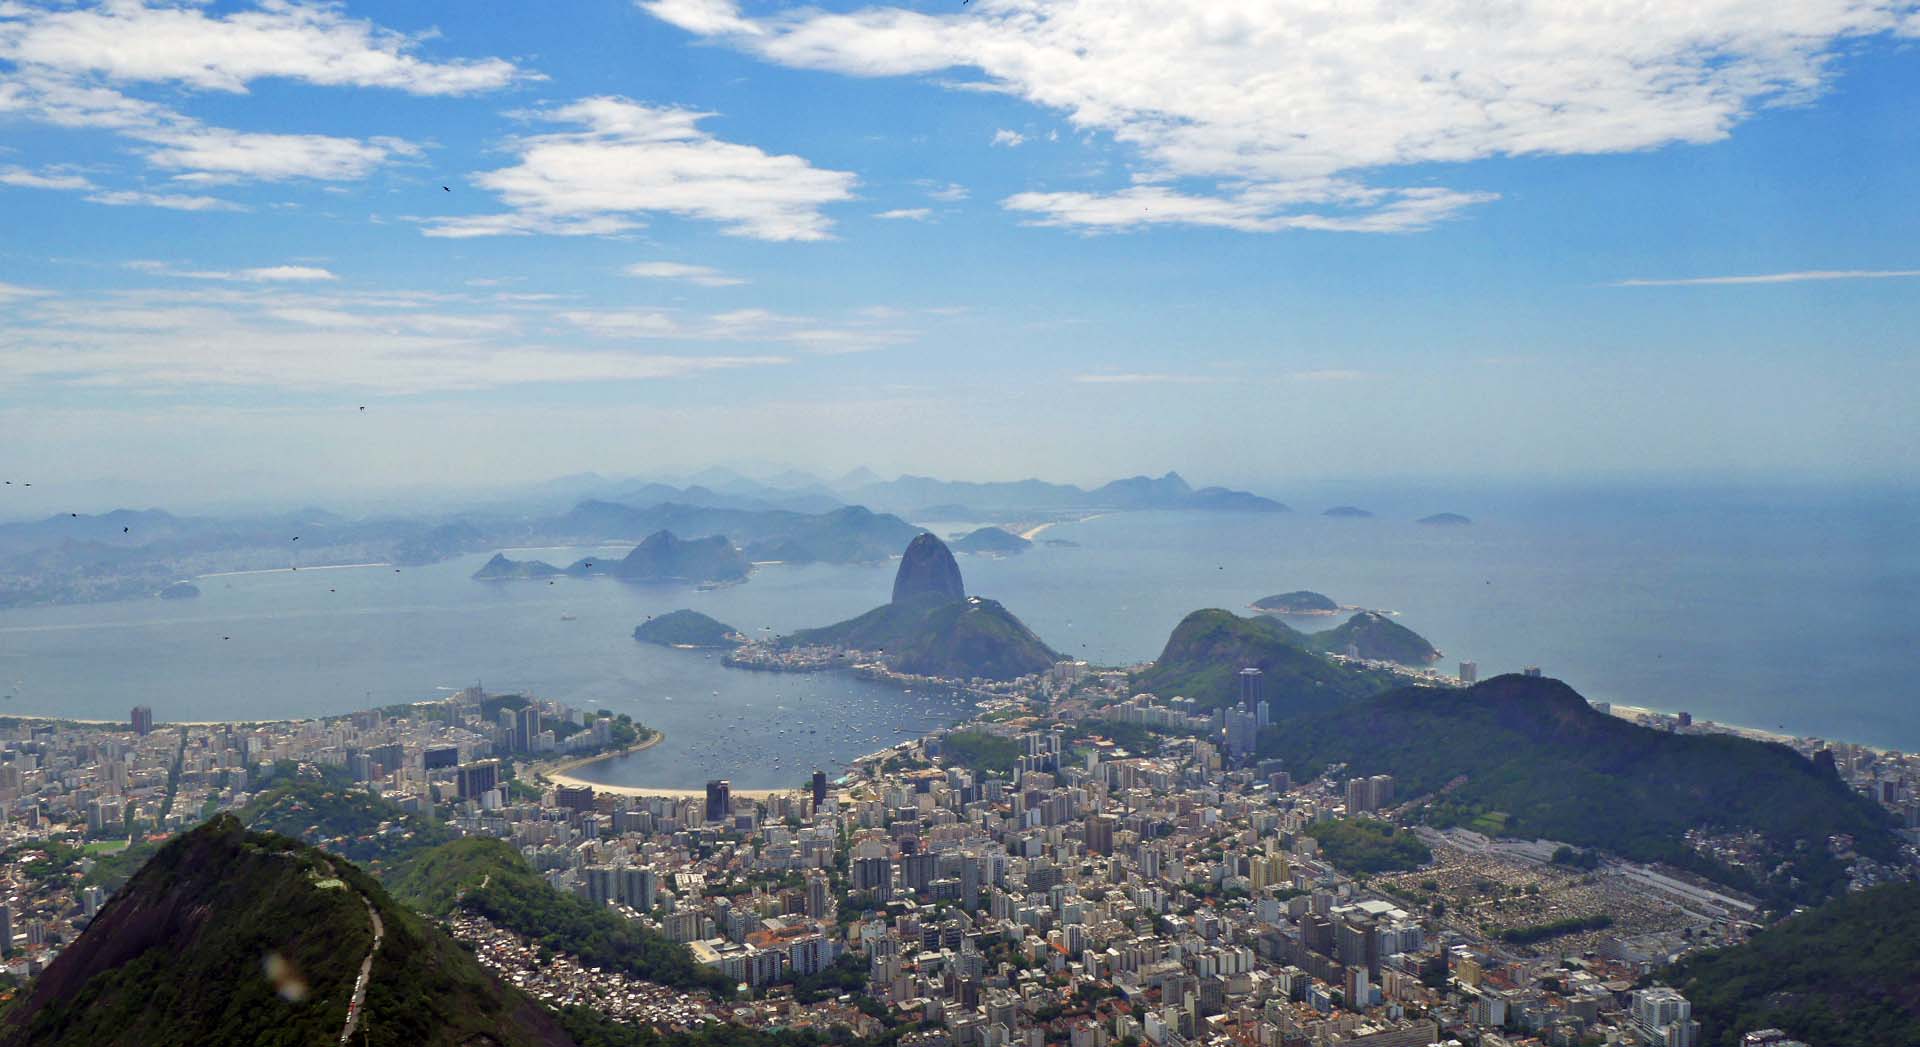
[2,644,1915,1046]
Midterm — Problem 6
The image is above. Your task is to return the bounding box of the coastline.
[1016,512,1109,541]
[531,731,798,800]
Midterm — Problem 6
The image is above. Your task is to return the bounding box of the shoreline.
[533,732,798,800]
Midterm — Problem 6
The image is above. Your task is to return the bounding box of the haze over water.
[1,483,1915,784]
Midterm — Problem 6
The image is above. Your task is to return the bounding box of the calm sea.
[1,483,1915,788]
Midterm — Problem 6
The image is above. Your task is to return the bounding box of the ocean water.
[1,484,1916,787]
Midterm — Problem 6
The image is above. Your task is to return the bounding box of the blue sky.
[1,0,1916,509]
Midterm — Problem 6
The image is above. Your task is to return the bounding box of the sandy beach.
[532,732,801,800]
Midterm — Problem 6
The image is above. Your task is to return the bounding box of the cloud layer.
[642,0,1920,233]
[425,97,858,241]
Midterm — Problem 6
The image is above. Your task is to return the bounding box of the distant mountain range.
[837,470,1288,515]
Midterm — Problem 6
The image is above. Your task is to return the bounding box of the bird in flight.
[442,186,451,192]
[291,536,299,542]
[123,526,129,533]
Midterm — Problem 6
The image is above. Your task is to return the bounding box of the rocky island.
[730,533,1059,683]
[156,580,200,599]
[472,553,565,580]
[1250,589,1340,615]
[951,526,1032,555]
[1322,505,1375,518]
[575,529,748,584]
[1418,512,1472,526]
[633,609,746,648]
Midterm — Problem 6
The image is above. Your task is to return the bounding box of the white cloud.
[0,280,50,301]
[642,0,1917,233]
[423,97,858,242]
[560,305,913,353]
[127,261,338,282]
[0,1,527,95]
[0,71,422,185]
[0,2,519,189]
[918,180,968,202]
[0,285,789,393]
[1613,268,1920,287]
[875,207,932,220]
[138,127,415,181]
[623,261,747,287]
[86,189,246,211]
[1006,182,1493,233]
[1073,373,1216,385]
[0,164,90,189]
[990,128,1025,147]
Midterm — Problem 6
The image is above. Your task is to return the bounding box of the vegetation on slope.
[935,730,1023,775]
[951,527,1031,555]
[1132,609,1394,715]
[241,771,455,878]
[1258,675,1898,907]
[1672,882,1920,1047]
[786,595,1058,682]
[1304,819,1432,875]
[635,609,745,648]
[1251,590,1338,614]
[0,815,570,1047]
[390,837,730,995]
[1304,611,1440,665]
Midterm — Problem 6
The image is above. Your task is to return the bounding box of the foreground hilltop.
[0,815,573,1047]
[781,533,1058,681]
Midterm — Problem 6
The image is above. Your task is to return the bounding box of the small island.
[573,530,749,584]
[633,609,746,649]
[1417,512,1472,526]
[1322,505,1374,518]
[472,553,564,580]
[157,580,200,600]
[1251,590,1340,616]
[950,526,1032,555]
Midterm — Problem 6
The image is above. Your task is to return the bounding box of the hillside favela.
[1,2,1917,1047]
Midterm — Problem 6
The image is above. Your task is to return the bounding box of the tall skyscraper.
[512,705,542,753]
[130,705,153,736]
[1238,667,1263,711]
[457,759,500,800]
[1458,661,1478,685]
[811,769,828,808]
[705,779,731,823]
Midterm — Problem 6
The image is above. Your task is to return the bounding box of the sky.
[1,0,1917,511]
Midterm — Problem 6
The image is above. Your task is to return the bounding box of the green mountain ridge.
[0,815,574,1047]
[1132,609,1396,715]
[391,838,730,995]
[1671,881,1920,1047]
[1306,611,1441,665]
[1257,674,1899,906]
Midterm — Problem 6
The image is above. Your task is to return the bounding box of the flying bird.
[291,536,299,541]
[123,526,129,533]
[442,186,451,192]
